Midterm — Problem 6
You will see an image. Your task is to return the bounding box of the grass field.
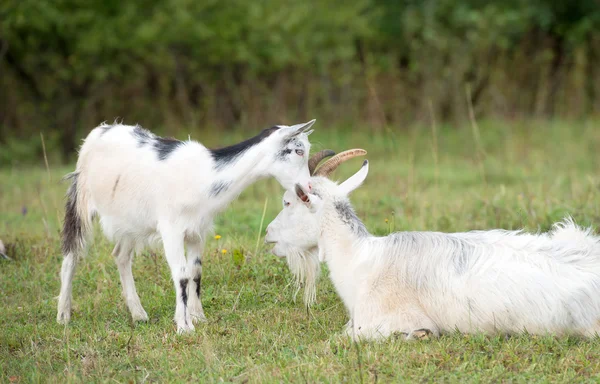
[2,120,600,383]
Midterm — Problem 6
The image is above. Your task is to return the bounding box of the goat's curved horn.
[314,149,368,177]
[308,149,336,175]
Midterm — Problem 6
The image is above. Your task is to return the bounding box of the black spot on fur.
[62,172,82,255]
[131,125,183,160]
[193,276,201,298]
[209,181,231,197]
[180,278,189,307]
[334,200,369,236]
[277,148,293,160]
[132,126,154,147]
[276,138,304,161]
[154,137,183,161]
[209,126,280,169]
[194,258,202,266]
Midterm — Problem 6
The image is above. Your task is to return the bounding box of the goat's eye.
[284,201,290,207]
[295,149,304,156]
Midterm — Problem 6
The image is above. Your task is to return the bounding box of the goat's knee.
[349,300,439,341]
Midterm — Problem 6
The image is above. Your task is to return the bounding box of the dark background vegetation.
[1,0,600,164]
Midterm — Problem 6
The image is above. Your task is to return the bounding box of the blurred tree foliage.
[1,0,599,162]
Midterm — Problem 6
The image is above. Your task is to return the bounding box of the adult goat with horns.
[267,153,600,341]
[57,120,315,333]
[268,149,365,306]
[274,148,337,305]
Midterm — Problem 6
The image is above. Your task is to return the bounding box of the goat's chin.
[270,244,287,258]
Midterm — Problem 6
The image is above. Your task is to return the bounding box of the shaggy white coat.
[266,161,600,340]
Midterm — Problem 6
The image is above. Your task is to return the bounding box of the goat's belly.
[99,214,159,246]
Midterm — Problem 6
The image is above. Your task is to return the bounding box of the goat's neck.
[318,199,370,311]
[212,144,272,201]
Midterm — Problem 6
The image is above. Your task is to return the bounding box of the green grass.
[2,120,600,382]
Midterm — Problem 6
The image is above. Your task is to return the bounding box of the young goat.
[57,120,315,333]
[266,156,600,341]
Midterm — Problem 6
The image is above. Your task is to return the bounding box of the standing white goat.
[266,154,600,341]
[57,120,315,333]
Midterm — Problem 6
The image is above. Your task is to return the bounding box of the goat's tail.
[61,128,103,257]
[61,171,93,257]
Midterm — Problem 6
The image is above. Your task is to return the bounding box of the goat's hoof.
[392,331,409,340]
[343,327,354,338]
[131,311,149,322]
[176,322,195,334]
[408,328,433,341]
[190,313,207,324]
[57,310,71,325]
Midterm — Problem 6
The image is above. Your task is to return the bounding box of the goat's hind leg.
[113,240,148,322]
[186,239,206,323]
[57,250,80,324]
[57,173,91,325]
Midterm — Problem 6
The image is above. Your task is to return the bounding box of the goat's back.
[75,124,214,240]
[370,223,600,335]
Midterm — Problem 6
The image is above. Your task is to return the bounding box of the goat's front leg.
[350,296,439,342]
[186,239,206,324]
[161,229,194,333]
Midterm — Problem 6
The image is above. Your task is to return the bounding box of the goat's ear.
[339,160,369,195]
[295,184,310,204]
[286,119,316,138]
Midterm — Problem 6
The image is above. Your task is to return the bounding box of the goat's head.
[265,149,368,305]
[265,120,316,192]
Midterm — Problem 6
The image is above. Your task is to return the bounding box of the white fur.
[57,120,314,333]
[280,246,320,306]
[266,161,600,340]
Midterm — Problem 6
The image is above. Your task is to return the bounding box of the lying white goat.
[57,120,315,333]
[266,154,600,340]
